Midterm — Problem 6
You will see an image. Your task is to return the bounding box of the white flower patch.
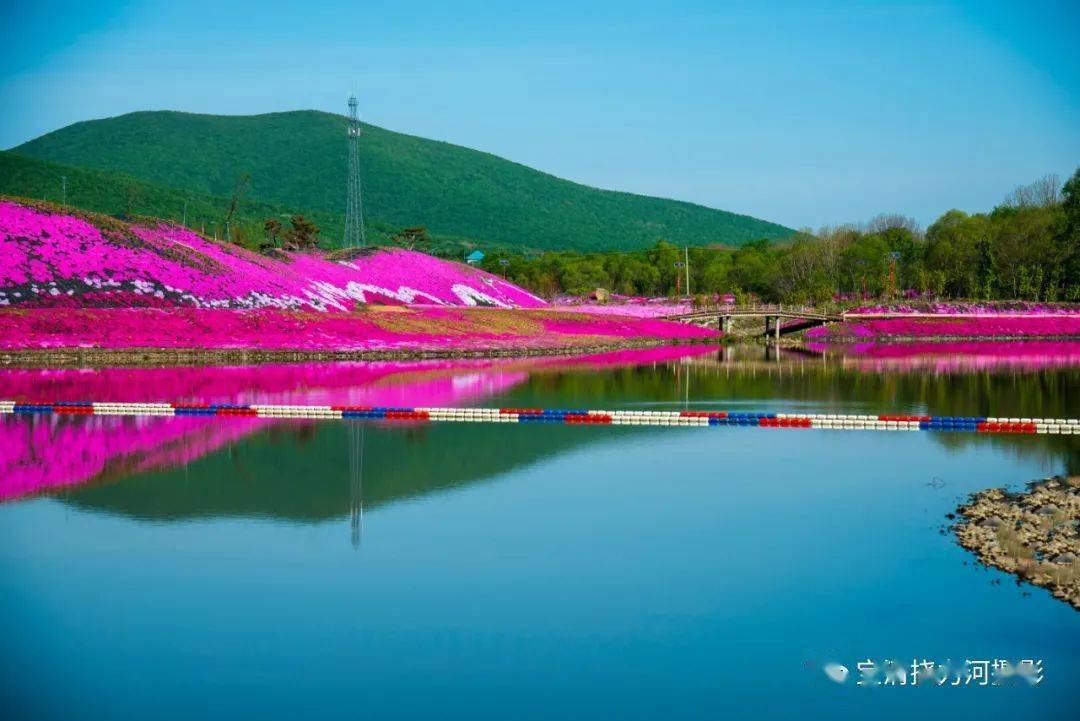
[132,279,156,295]
[307,280,446,308]
[494,279,545,305]
[451,284,509,307]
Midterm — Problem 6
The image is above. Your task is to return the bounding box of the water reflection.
[349,424,364,548]
[5,343,1079,721]
[805,339,1080,372]
[0,346,716,502]
[1,342,1078,513]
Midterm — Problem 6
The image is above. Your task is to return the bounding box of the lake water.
[2,343,1079,719]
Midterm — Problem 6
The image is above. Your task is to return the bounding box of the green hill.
[11,110,793,252]
[0,150,403,247]
[0,151,307,234]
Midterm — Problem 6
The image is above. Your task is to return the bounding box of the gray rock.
[1052,552,1078,565]
[979,516,1006,529]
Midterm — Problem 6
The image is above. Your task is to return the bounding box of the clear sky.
[1,0,1077,229]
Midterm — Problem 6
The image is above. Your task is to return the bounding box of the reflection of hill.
[3,341,1076,521]
[59,350,1080,522]
[1,346,716,501]
[59,421,634,521]
[0,362,526,501]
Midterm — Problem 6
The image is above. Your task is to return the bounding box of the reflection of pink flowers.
[0,415,268,501]
[0,360,530,406]
[804,340,1080,372]
[0,345,718,501]
[0,200,544,311]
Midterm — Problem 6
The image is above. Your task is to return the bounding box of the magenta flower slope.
[0,199,545,311]
[846,301,1080,316]
[551,301,691,318]
[0,306,715,352]
[0,200,719,351]
[814,301,1080,339]
[808,315,1080,340]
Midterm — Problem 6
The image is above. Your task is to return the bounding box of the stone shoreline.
[953,475,1080,610]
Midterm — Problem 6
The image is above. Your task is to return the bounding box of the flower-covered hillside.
[0,199,545,310]
[0,307,716,353]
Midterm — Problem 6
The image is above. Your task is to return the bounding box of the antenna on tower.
[343,94,366,247]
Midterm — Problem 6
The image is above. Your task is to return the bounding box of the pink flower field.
[0,199,722,353]
[809,315,1080,340]
[550,301,691,319]
[845,301,1080,316]
[0,199,544,311]
[0,306,716,352]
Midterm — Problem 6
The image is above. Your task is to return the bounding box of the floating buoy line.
[2,400,1077,435]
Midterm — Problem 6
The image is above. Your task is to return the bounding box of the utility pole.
[684,246,691,298]
[223,174,250,243]
[182,200,188,227]
[61,176,67,205]
[886,251,901,301]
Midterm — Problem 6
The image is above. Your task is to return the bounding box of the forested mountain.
[11,110,793,252]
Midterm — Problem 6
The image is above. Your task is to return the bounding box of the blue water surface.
[1,352,1078,719]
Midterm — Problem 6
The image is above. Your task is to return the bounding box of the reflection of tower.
[343,95,366,248]
[348,423,365,548]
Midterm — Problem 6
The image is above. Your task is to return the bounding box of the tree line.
[476,169,1080,303]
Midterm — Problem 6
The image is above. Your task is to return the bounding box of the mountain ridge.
[12,109,794,252]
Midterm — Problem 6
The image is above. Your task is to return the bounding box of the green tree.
[391,226,432,250]
[1059,169,1080,299]
[285,215,320,251]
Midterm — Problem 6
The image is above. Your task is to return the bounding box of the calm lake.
[2,343,1079,720]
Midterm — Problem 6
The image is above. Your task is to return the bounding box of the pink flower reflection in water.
[0,345,719,501]
[803,340,1080,373]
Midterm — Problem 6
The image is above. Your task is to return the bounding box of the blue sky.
[1,0,1077,229]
